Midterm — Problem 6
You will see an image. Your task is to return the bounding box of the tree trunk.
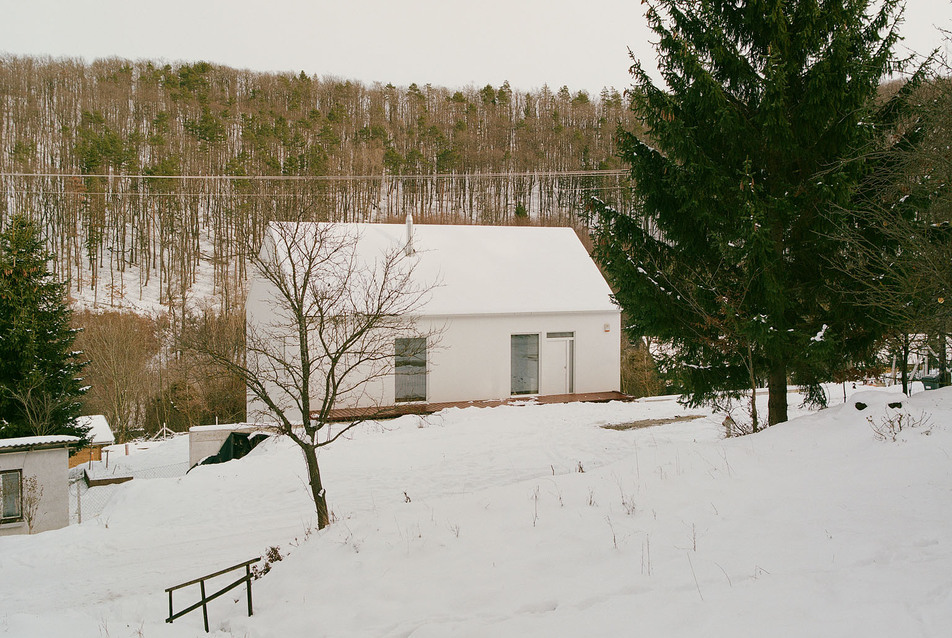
[767,362,787,426]
[302,444,330,529]
[900,336,910,396]
[748,346,759,433]
[938,332,948,387]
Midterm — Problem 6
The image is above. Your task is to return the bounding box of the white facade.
[0,436,77,535]
[373,312,620,406]
[246,222,621,420]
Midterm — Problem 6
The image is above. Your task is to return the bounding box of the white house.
[0,435,78,535]
[246,221,620,421]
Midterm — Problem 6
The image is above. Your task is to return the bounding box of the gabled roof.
[0,435,80,452]
[76,415,115,446]
[264,222,618,317]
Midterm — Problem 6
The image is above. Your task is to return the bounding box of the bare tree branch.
[186,221,439,528]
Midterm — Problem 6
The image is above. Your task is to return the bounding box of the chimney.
[405,213,414,256]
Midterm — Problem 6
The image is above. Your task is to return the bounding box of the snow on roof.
[189,423,265,433]
[76,415,115,445]
[0,435,81,451]
[265,222,618,316]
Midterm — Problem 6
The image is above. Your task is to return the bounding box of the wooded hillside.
[0,55,637,312]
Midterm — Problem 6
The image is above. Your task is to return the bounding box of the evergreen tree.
[0,215,88,442]
[592,0,915,426]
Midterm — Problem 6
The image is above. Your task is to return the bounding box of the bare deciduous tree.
[2,376,77,438]
[74,310,161,442]
[156,306,246,432]
[0,56,636,320]
[190,221,436,529]
[21,475,43,534]
[832,73,952,392]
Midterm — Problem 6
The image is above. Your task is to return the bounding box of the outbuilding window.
[0,469,22,524]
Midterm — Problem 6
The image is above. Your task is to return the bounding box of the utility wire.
[0,186,632,198]
[0,169,629,181]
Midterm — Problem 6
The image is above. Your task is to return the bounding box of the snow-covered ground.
[2,384,950,637]
[68,235,221,315]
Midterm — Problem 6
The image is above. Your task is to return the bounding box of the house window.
[395,337,427,402]
[511,334,540,395]
[0,469,22,524]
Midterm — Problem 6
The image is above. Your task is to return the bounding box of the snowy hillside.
[1,385,950,637]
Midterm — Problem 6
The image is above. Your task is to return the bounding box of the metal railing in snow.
[165,557,261,633]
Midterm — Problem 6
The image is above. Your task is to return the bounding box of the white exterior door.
[542,334,574,395]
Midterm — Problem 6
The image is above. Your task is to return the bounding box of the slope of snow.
[1,384,949,637]
[69,236,221,316]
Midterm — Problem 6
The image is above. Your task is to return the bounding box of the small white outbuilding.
[0,435,78,535]
[246,221,620,421]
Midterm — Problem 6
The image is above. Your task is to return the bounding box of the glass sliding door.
[511,334,540,395]
[395,337,427,402]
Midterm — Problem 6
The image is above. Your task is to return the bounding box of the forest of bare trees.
[0,55,641,437]
[0,55,637,314]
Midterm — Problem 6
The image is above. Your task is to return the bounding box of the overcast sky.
[1,1,949,94]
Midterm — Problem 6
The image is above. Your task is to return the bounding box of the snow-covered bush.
[867,410,933,442]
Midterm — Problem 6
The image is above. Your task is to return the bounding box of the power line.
[0,169,629,181]
[0,186,631,198]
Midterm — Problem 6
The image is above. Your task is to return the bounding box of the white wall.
[418,311,621,405]
[245,235,398,422]
[245,269,399,422]
[247,305,621,418]
[0,446,70,535]
[245,238,311,424]
[334,310,621,409]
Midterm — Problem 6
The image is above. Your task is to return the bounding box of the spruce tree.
[592,0,913,426]
[0,215,88,442]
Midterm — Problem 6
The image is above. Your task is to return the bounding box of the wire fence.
[69,460,191,524]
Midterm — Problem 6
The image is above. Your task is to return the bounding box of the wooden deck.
[322,391,632,422]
